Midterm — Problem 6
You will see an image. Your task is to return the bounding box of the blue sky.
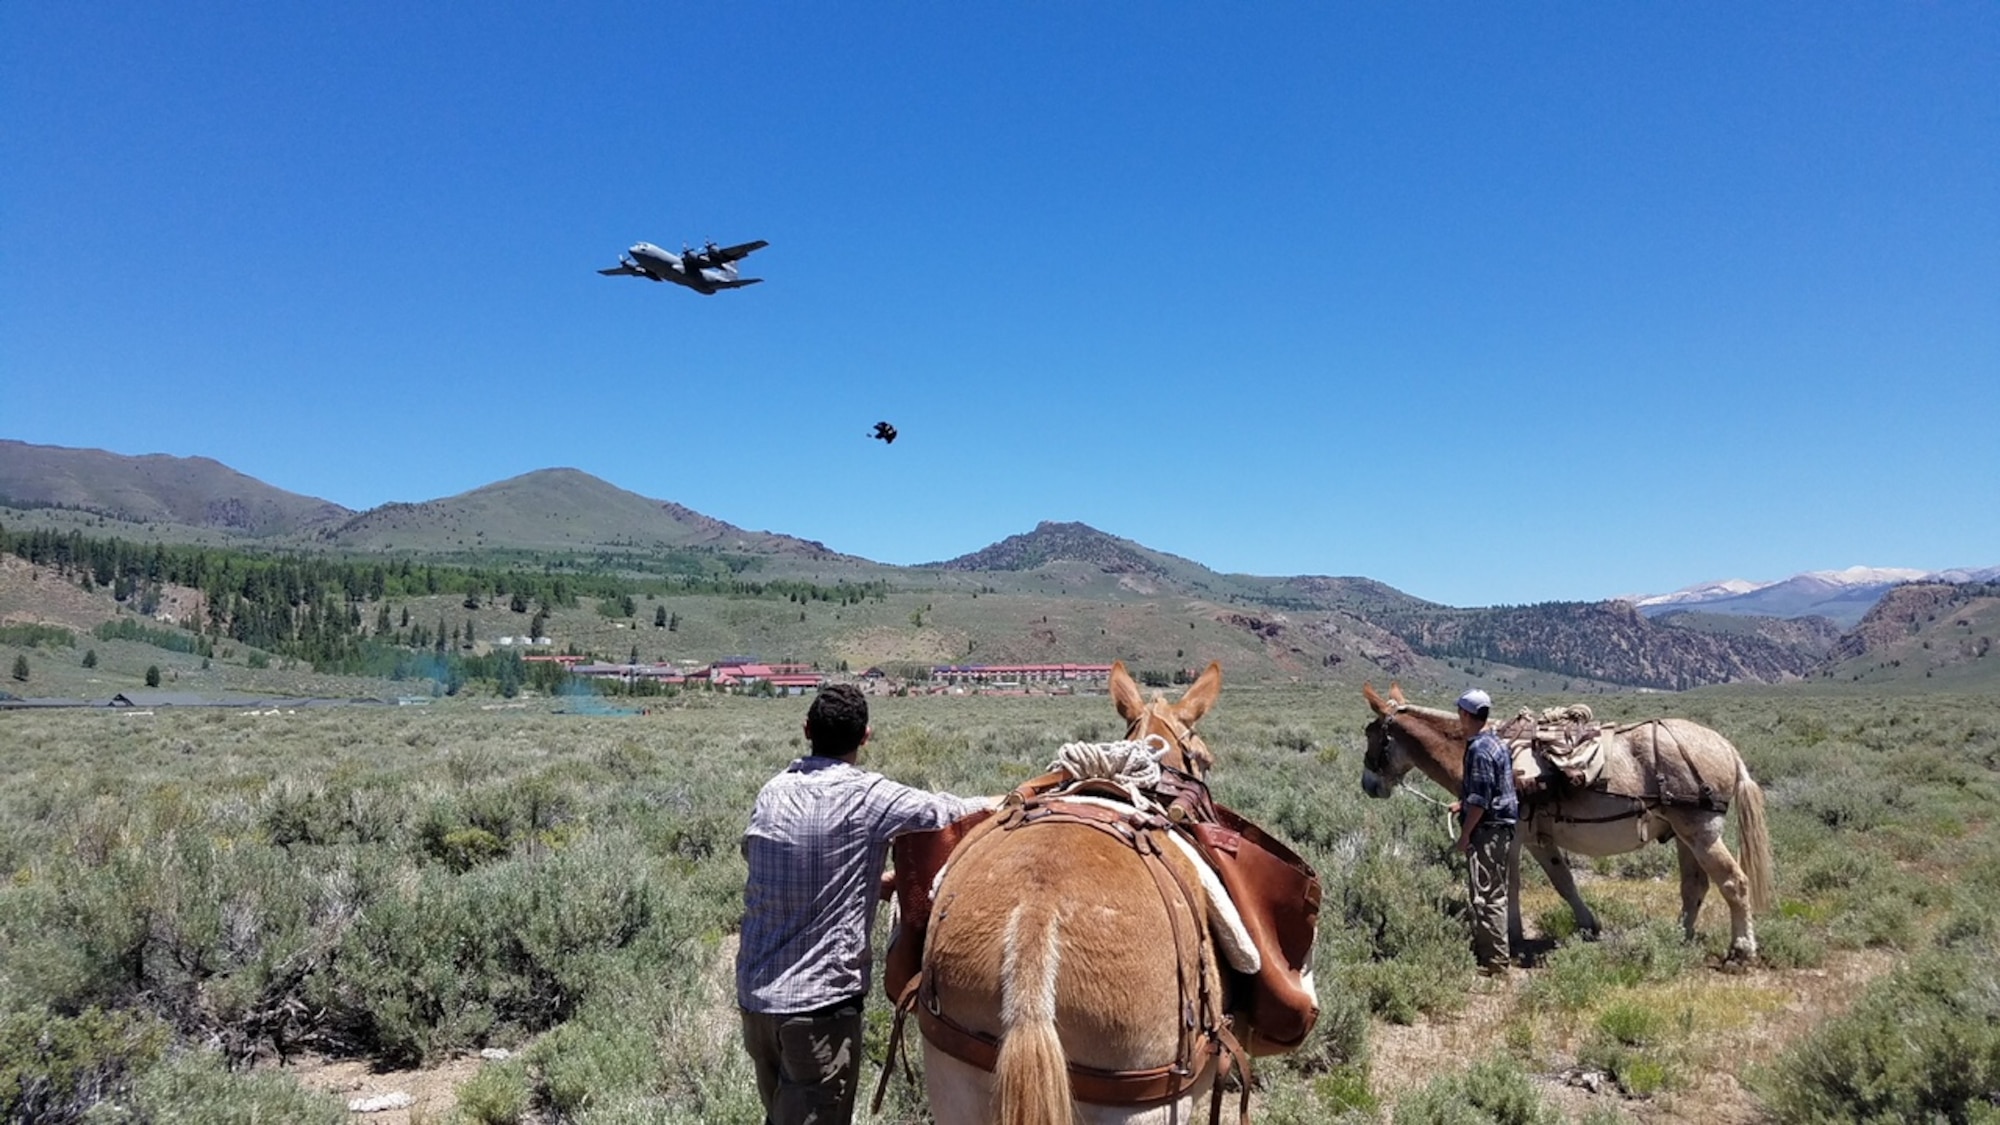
[4,4,1995,608]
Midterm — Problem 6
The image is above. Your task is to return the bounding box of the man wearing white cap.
[1449,687,1519,975]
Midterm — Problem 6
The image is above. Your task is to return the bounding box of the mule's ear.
[1389,682,1407,705]
[1363,682,1387,714]
[1174,661,1223,726]
[1110,660,1144,722]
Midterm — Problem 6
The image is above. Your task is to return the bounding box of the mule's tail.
[1734,757,1776,913]
[994,905,1076,1125]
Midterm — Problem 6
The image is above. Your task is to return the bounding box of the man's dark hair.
[806,683,869,758]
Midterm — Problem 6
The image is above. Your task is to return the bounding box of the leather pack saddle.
[1498,704,1609,794]
[884,770,1321,1059]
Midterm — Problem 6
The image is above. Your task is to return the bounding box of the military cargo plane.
[597,239,769,294]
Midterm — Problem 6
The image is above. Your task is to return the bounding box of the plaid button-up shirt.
[1460,730,1519,827]
[736,756,985,1014]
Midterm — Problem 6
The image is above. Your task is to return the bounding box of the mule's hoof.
[1579,928,1601,943]
[1719,945,1757,973]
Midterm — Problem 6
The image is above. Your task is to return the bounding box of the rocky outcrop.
[1830,582,2000,663]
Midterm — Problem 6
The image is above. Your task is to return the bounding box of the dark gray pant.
[1467,822,1514,970]
[740,996,865,1125]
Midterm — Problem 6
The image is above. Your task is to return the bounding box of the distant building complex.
[929,663,1114,687]
[560,657,825,695]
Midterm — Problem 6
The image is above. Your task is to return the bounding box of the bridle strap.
[1129,700,1209,779]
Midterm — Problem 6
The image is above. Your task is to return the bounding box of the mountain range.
[4,438,1997,692]
[1628,565,2000,627]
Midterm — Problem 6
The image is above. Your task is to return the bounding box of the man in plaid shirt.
[736,683,988,1125]
[1448,688,1519,975]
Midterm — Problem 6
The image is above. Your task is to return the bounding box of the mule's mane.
[1387,703,1459,727]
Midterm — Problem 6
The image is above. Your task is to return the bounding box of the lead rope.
[1399,782,1457,838]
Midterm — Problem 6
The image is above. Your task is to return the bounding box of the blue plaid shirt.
[736,756,985,1014]
[1460,730,1519,828]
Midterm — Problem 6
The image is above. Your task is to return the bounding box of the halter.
[1128,697,1212,781]
[1363,702,1408,773]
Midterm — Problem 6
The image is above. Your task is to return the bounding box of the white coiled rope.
[1044,735,1262,974]
[1049,736,1167,807]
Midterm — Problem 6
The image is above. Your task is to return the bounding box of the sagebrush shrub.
[1755,943,2000,1123]
[454,1059,529,1125]
[0,1007,169,1124]
[4,688,1997,1122]
[1391,1054,1559,1125]
[118,1047,347,1124]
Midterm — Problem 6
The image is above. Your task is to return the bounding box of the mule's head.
[1360,682,1419,798]
[1111,659,1221,779]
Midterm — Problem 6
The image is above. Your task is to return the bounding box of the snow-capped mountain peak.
[1629,578,1767,609]
[1799,566,1931,587]
[1627,564,2000,627]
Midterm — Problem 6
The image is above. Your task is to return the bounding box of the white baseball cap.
[1456,688,1492,714]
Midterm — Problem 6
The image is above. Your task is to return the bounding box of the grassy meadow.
[2,683,1997,1123]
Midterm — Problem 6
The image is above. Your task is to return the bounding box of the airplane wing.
[705,239,769,265]
[708,277,764,289]
[597,262,650,278]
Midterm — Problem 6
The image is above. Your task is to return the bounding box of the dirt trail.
[1367,947,1898,1122]
[280,911,1896,1123]
[287,1052,494,1124]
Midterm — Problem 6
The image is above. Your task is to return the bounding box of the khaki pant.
[740,997,865,1125]
[1467,822,1514,971]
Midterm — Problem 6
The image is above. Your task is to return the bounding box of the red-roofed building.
[930,663,1114,686]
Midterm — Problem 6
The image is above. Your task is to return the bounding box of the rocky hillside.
[0,439,349,536]
[1648,610,1846,654]
[1830,582,2000,666]
[1375,600,1821,690]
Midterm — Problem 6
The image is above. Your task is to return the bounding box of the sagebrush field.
[3,683,1996,1123]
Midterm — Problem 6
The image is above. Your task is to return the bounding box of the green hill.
[305,468,861,565]
[9,441,1990,695]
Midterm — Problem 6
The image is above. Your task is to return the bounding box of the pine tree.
[10,654,28,682]
[145,665,161,687]
[82,649,98,669]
